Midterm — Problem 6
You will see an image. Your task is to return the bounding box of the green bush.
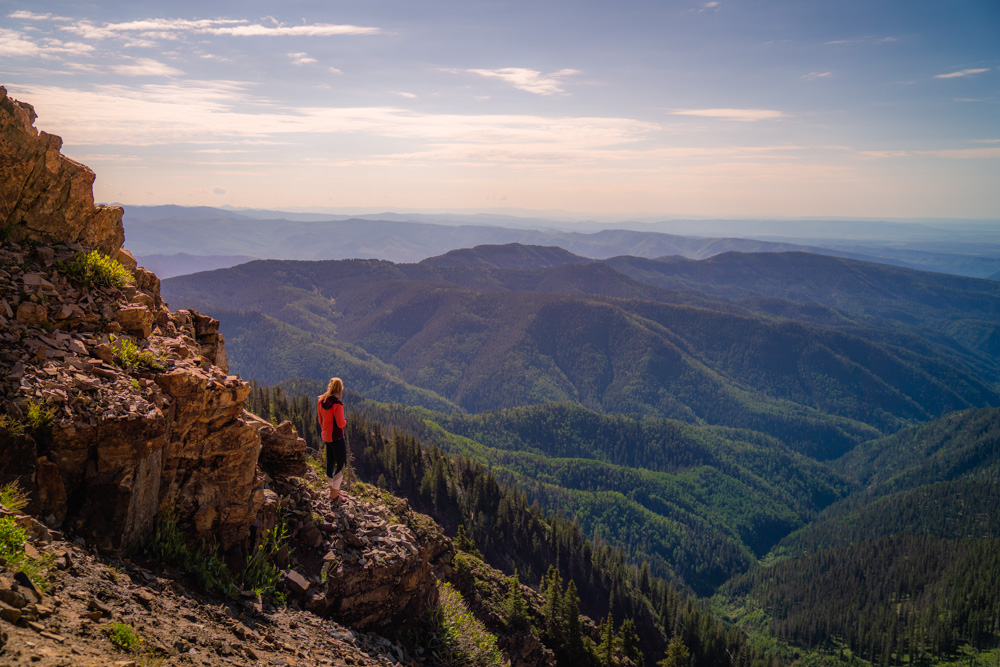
[105,623,143,651]
[25,401,55,431]
[242,509,289,603]
[110,335,164,372]
[59,250,132,289]
[0,517,27,561]
[0,415,24,438]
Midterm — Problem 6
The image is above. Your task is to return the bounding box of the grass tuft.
[110,335,164,372]
[0,480,30,512]
[431,581,507,667]
[59,250,132,289]
[135,509,236,598]
[105,622,143,651]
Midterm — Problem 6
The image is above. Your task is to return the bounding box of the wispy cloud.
[8,10,70,21]
[919,147,1000,159]
[395,92,418,99]
[110,58,184,77]
[935,68,988,79]
[9,82,658,150]
[859,146,1000,159]
[204,24,380,37]
[459,68,581,95]
[804,71,831,81]
[826,36,896,46]
[0,28,43,57]
[59,18,380,42]
[671,108,787,122]
[288,52,317,65]
[0,29,93,58]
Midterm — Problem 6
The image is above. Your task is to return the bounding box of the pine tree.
[620,618,643,667]
[501,570,532,632]
[659,637,691,667]
[598,613,616,667]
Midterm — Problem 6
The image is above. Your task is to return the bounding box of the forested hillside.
[246,386,782,667]
[166,246,1000,665]
[164,251,1000,459]
[719,407,1000,666]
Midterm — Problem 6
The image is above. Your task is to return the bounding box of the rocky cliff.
[0,87,576,666]
[0,86,454,614]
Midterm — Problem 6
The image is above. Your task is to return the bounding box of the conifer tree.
[501,570,532,632]
[659,637,691,667]
[598,614,616,667]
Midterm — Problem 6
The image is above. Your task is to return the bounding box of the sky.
[2,0,999,220]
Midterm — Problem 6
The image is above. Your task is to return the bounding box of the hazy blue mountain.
[136,253,257,279]
[123,204,1000,278]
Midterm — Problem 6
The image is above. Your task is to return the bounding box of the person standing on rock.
[317,377,348,503]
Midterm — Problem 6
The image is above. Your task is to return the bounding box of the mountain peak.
[420,242,589,269]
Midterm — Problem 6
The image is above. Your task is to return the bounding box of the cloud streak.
[460,68,581,95]
[58,17,380,42]
[110,58,183,77]
[671,108,787,122]
[935,68,989,79]
[8,82,657,150]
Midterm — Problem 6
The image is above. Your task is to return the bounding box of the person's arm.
[317,399,324,429]
[334,402,346,429]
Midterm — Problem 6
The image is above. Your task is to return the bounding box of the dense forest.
[214,249,1000,665]
[246,384,781,666]
[247,384,1000,665]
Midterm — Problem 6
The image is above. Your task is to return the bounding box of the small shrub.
[0,480,30,512]
[0,514,53,590]
[0,416,24,438]
[0,517,27,560]
[242,505,289,603]
[59,250,132,289]
[25,401,54,431]
[110,335,164,372]
[105,622,143,651]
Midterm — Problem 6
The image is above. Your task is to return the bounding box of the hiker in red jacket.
[317,377,348,503]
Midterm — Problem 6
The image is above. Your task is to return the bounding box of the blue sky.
[2,0,998,219]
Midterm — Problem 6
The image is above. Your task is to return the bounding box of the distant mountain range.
[162,240,1000,663]
[125,205,1000,279]
[163,244,1000,460]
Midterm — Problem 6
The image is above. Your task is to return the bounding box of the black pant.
[325,438,346,478]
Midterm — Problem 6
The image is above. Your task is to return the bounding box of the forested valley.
[169,246,1000,665]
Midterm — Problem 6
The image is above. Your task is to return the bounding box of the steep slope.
[719,407,1000,665]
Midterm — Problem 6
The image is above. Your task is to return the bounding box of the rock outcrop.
[0,88,123,256]
[0,88,266,553]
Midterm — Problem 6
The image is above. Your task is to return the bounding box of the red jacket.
[317,395,346,442]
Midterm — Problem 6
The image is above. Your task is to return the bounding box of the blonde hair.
[320,377,343,400]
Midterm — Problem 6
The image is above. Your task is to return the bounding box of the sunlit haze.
[2,0,998,219]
